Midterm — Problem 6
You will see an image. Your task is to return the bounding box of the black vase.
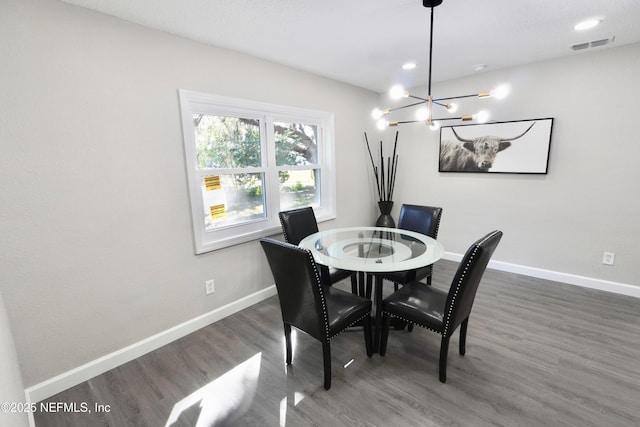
[375,201,395,228]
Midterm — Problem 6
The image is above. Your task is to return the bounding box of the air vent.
[571,36,615,51]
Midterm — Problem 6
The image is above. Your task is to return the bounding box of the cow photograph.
[439,118,553,174]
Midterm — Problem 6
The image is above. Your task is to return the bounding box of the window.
[179,90,336,253]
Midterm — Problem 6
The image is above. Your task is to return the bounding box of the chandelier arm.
[433,94,481,102]
[408,94,429,102]
[392,118,459,125]
[431,116,466,121]
[395,120,423,125]
[384,100,428,113]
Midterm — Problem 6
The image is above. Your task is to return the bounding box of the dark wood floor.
[34,260,640,426]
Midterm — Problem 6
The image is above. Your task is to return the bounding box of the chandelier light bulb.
[376,119,390,130]
[415,106,430,121]
[474,110,491,123]
[428,121,440,131]
[372,108,384,120]
[446,103,458,113]
[389,85,407,100]
[490,84,510,100]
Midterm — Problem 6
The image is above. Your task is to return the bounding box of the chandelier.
[372,0,509,131]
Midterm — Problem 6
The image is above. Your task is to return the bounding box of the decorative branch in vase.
[364,131,399,227]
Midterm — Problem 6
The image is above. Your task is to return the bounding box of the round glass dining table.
[300,226,444,352]
[299,226,444,273]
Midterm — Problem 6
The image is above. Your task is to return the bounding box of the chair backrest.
[442,230,503,337]
[398,204,443,239]
[260,238,329,342]
[279,207,319,245]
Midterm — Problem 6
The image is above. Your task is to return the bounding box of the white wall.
[377,43,640,287]
[0,292,29,427]
[0,0,378,389]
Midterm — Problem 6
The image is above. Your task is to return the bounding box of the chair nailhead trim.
[443,246,478,336]
[266,238,331,341]
[278,216,290,243]
[442,230,496,336]
[387,313,441,334]
[327,312,370,341]
[307,251,331,341]
[386,230,499,338]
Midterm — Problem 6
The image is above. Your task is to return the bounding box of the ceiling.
[59,0,640,93]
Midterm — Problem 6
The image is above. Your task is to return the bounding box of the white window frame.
[179,90,336,254]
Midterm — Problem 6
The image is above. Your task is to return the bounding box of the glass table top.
[299,226,444,273]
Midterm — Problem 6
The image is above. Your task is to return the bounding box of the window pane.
[194,114,261,169]
[279,169,320,211]
[202,173,265,230]
[274,121,318,166]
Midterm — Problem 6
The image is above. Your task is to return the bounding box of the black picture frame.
[439,118,554,174]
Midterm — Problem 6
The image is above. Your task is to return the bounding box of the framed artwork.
[439,118,554,174]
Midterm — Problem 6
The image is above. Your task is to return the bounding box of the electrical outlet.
[205,279,215,295]
[602,252,615,266]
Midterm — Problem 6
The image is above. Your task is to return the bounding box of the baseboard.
[23,255,639,410]
[24,285,277,405]
[442,252,640,298]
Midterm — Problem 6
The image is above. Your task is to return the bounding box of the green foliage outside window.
[194,114,318,213]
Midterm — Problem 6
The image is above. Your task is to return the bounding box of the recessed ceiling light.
[473,64,487,72]
[402,62,416,70]
[574,18,601,31]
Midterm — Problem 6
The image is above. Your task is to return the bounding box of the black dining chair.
[279,207,358,294]
[365,204,442,298]
[379,230,502,383]
[260,238,373,390]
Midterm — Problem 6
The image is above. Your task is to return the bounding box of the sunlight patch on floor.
[279,392,306,427]
[165,352,261,427]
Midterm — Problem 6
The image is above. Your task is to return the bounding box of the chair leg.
[322,342,331,390]
[284,323,292,365]
[439,335,450,383]
[373,275,384,352]
[426,265,433,286]
[459,318,468,355]
[319,265,331,286]
[363,315,373,357]
[379,313,391,356]
[350,274,358,295]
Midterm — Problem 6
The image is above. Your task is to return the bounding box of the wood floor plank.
[33,260,640,426]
